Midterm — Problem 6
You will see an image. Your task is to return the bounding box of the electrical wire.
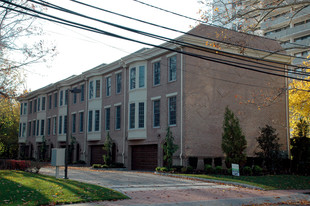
[132,0,310,52]
[1,0,309,82]
[69,0,310,63]
[26,0,310,77]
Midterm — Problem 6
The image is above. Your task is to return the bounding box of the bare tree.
[0,0,57,98]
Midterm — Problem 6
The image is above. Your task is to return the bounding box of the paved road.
[40,167,310,206]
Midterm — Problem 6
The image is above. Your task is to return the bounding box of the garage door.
[132,144,158,170]
[90,145,106,165]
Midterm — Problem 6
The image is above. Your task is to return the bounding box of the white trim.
[114,102,122,106]
[105,74,112,78]
[71,112,77,114]
[104,105,111,109]
[151,57,161,63]
[78,110,84,113]
[166,92,178,98]
[166,52,177,58]
[151,96,161,101]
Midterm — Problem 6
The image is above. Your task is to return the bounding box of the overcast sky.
[25,0,203,91]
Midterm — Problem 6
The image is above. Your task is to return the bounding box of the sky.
[24,0,203,91]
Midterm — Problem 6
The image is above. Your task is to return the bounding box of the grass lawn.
[180,174,310,190]
[0,170,128,206]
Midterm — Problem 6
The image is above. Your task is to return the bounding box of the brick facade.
[18,24,290,169]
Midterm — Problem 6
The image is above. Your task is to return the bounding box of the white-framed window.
[72,113,76,133]
[153,100,160,127]
[139,66,145,88]
[20,104,23,115]
[115,105,121,130]
[65,90,68,105]
[153,61,160,86]
[79,112,84,132]
[88,110,93,132]
[54,93,57,108]
[22,123,26,137]
[32,120,36,136]
[138,102,145,128]
[23,103,27,115]
[168,96,177,126]
[59,90,63,106]
[95,110,100,132]
[40,119,45,136]
[36,120,40,136]
[95,80,101,98]
[73,87,77,104]
[129,103,135,129]
[42,97,46,111]
[89,81,94,99]
[168,55,177,82]
[80,84,85,102]
[105,108,110,130]
[58,116,62,134]
[116,73,122,94]
[28,121,31,137]
[34,99,37,112]
[106,76,111,96]
[47,118,51,135]
[37,98,41,112]
[130,67,136,90]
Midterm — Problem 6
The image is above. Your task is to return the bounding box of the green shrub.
[242,166,253,176]
[204,164,214,174]
[181,167,187,173]
[155,167,169,172]
[253,165,263,176]
[101,164,109,168]
[187,166,194,173]
[172,165,183,172]
[215,166,223,174]
[111,162,124,168]
[227,168,232,175]
[92,164,102,168]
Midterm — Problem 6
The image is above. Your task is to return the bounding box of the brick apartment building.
[18,24,291,170]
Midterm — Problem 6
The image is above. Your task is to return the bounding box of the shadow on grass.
[0,170,128,205]
[0,171,49,205]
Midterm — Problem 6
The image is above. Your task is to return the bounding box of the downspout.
[122,66,127,164]
[180,47,184,166]
[285,65,290,158]
[83,77,88,162]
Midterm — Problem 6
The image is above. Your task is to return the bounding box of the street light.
[64,87,81,179]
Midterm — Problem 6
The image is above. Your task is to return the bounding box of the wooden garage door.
[90,145,106,165]
[132,144,158,170]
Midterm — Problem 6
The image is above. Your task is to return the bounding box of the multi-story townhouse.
[18,24,290,170]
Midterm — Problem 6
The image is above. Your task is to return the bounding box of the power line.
[132,0,310,53]
[1,0,309,82]
[69,0,310,64]
[26,0,310,77]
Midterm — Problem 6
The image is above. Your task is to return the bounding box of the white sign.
[232,163,240,176]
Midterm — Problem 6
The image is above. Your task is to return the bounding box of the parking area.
[39,167,310,206]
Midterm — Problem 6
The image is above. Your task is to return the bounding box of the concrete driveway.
[40,167,310,206]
